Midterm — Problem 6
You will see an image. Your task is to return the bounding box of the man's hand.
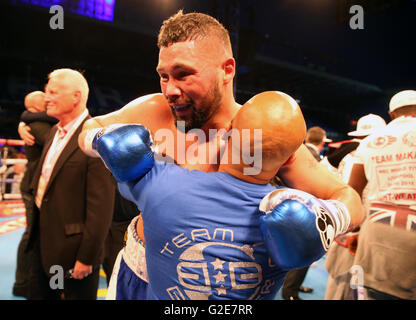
[71,260,93,280]
[18,122,35,146]
[346,232,359,256]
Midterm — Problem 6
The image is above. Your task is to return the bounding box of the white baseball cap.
[348,113,386,137]
[389,90,416,112]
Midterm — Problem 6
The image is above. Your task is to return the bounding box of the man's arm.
[78,93,167,155]
[260,144,365,269]
[347,163,368,198]
[28,122,54,146]
[18,122,35,146]
[18,111,58,146]
[20,110,58,124]
[277,144,365,230]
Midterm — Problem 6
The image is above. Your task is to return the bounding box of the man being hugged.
[77,11,364,299]
[92,91,361,300]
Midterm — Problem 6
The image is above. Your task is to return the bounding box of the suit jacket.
[20,121,54,195]
[27,116,115,274]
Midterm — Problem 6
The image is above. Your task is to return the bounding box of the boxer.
[73,11,363,299]
[92,91,357,299]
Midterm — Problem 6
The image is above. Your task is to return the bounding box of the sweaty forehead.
[158,40,199,64]
[157,38,223,71]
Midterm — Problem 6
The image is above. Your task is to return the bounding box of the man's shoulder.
[118,93,174,129]
[128,92,165,104]
[124,93,167,113]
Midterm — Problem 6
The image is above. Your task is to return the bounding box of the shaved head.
[24,91,45,112]
[220,91,306,183]
[233,91,306,170]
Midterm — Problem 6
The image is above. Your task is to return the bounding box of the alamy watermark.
[47,5,364,31]
[49,5,64,30]
[151,121,263,175]
[49,265,65,290]
[349,5,364,30]
[349,264,365,300]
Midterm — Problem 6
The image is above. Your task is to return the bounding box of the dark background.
[1,0,415,141]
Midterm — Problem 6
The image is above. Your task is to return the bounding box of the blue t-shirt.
[119,161,287,300]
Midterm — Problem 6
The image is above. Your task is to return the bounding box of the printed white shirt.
[355,115,416,207]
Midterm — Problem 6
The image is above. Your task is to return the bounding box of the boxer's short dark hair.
[157,10,231,51]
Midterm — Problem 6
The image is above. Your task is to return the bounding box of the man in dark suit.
[282,126,331,300]
[304,126,331,161]
[13,91,58,298]
[26,68,115,300]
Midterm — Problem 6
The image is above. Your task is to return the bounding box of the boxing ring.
[0,138,26,201]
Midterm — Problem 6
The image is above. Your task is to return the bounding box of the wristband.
[83,128,102,157]
[321,200,351,236]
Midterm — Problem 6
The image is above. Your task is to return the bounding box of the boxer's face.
[157,37,223,132]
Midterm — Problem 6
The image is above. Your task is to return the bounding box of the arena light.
[0,139,25,147]
[12,0,116,21]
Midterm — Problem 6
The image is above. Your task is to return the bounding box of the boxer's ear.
[281,154,295,167]
[222,58,235,85]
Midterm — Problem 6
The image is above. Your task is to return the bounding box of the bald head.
[24,91,45,112]
[236,91,305,156]
[220,91,306,183]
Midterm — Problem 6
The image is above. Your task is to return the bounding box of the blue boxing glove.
[89,124,155,182]
[259,188,350,270]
